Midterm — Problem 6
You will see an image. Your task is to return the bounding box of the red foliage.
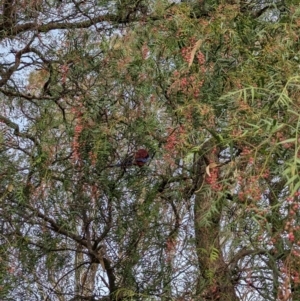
[205,167,222,191]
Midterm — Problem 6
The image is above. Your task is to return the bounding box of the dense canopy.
[1,0,300,300]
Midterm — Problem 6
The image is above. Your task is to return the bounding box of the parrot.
[109,148,150,168]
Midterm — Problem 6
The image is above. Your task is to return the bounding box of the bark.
[193,142,239,301]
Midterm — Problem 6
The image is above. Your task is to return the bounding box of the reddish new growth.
[237,174,263,202]
[275,131,294,149]
[180,38,207,74]
[205,166,221,191]
[284,192,300,252]
[165,130,177,152]
[196,51,206,73]
[205,148,222,191]
[181,46,191,64]
[169,69,204,99]
[163,126,185,167]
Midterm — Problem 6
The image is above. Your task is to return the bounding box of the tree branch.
[0,114,38,145]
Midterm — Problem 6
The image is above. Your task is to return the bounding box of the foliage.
[0,0,300,300]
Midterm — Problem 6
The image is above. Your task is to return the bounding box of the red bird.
[110,149,150,168]
[134,149,150,167]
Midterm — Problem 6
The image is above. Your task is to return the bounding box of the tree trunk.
[194,143,238,301]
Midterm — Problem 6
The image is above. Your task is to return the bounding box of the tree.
[1,0,300,300]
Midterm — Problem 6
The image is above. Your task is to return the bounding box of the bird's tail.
[108,159,134,168]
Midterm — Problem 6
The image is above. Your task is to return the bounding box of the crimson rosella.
[110,149,150,168]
